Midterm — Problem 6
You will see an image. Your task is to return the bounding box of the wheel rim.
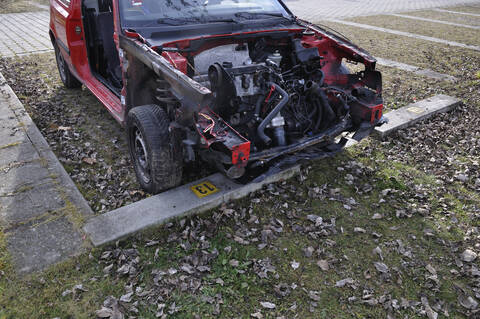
[133,127,151,183]
[56,48,67,83]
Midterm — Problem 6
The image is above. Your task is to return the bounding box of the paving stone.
[6,217,84,273]
[0,141,39,167]
[0,181,65,225]
[84,165,300,246]
[0,160,52,194]
[374,94,460,138]
[0,11,51,57]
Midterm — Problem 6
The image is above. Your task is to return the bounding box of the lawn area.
[1,135,479,317]
[350,14,480,46]
[404,10,480,26]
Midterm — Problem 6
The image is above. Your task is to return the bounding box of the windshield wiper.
[156,17,202,26]
[234,11,294,22]
[205,17,239,23]
[156,16,239,26]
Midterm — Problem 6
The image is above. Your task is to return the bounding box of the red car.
[50,0,384,194]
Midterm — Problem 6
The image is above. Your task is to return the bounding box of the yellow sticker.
[190,181,219,198]
[407,106,425,114]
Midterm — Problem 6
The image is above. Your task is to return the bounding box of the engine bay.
[149,28,384,179]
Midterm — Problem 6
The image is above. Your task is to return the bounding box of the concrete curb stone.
[84,166,301,246]
[374,94,460,138]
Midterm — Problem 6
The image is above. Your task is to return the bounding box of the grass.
[1,140,479,317]
[350,14,480,46]
[405,10,480,26]
[447,5,480,14]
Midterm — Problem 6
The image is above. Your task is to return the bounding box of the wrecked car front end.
[117,3,384,190]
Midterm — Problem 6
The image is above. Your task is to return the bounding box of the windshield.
[119,0,291,28]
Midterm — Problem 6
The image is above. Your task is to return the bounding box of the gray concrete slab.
[84,165,300,246]
[0,181,65,225]
[0,72,93,217]
[328,19,480,52]
[7,217,84,273]
[0,160,52,195]
[375,94,460,138]
[0,127,29,147]
[0,141,39,168]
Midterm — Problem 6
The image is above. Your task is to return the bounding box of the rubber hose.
[305,81,335,129]
[257,83,289,145]
[313,99,323,132]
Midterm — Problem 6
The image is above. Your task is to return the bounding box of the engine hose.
[308,103,318,120]
[317,70,325,86]
[313,99,323,132]
[254,93,266,118]
[317,89,336,124]
[305,81,335,130]
[257,83,289,145]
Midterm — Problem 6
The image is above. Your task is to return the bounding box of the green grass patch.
[350,14,480,46]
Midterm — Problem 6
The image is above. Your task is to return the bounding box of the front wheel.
[127,105,183,194]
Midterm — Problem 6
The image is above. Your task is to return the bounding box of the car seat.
[95,11,122,88]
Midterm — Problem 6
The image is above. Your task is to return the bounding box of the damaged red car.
[50,0,385,194]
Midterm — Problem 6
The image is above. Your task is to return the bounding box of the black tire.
[127,105,183,194]
[54,43,82,89]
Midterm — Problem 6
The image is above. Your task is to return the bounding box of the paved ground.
[0,10,51,58]
[285,0,480,21]
[0,72,93,273]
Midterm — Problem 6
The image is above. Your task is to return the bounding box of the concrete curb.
[0,73,94,219]
[83,165,301,246]
[374,94,460,138]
